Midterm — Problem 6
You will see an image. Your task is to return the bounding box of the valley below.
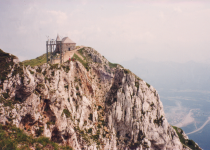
[159,89,210,150]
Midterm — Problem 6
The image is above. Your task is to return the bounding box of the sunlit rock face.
[0,47,198,150]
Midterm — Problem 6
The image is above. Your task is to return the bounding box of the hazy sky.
[0,0,210,63]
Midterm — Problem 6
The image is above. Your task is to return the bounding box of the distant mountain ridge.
[120,58,210,91]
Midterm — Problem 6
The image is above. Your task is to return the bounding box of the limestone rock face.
[0,47,199,150]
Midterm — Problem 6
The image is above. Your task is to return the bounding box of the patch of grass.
[76,86,79,90]
[0,124,73,150]
[146,82,150,88]
[108,62,117,68]
[36,67,42,73]
[61,65,70,73]
[62,109,71,118]
[2,92,9,99]
[12,64,24,77]
[78,48,85,56]
[0,49,17,84]
[72,53,90,71]
[46,121,55,128]
[50,64,60,70]
[4,100,14,108]
[29,70,34,74]
[172,126,201,150]
[37,83,45,89]
[74,126,90,144]
[35,126,44,137]
[22,53,47,67]
[45,77,51,83]
[124,69,131,74]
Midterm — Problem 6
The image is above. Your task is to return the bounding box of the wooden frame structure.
[46,39,64,64]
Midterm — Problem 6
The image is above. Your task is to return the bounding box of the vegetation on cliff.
[22,53,47,67]
[0,124,73,150]
[172,126,201,150]
[0,49,17,82]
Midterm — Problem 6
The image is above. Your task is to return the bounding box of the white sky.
[0,0,210,63]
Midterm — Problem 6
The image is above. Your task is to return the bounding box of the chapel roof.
[62,37,75,44]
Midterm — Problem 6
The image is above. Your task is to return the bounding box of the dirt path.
[75,51,84,60]
[53,46,84,64]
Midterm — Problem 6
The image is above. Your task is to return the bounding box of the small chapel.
[46,34,76,64]
[54,34,76,53]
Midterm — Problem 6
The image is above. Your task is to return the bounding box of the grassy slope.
[0,49,16,79]
[22,53,47,67]
[22,48,119,69]
[0,124,73,150]
[172,126,201,150]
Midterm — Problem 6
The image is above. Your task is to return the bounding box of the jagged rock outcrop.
[0,48,201,150]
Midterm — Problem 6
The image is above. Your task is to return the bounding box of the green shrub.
[76,92,80,96]
[154,115,164,126]
[88,113,93,121]
[50,64,60,70]
[88,128,92,134]
[62,109,71,118]
[108,62,118,68]
[46,121,55,128]
[35,126,44,137]
[62,65,70,73]
[4,100,14,108]
[29,70,34,74]
[124,69,131,74]
[36,136,50,147]
[37,83,45,89]
[98,106,102,110]
[51,71,55,76]
[146,82,150,88]
[12,65,24,77]
[2,92,9,99]
[42,70,47,76]
[64,85,68,90]
[76,86,79,90]
[36,67,42,73]
[0,49,18,84]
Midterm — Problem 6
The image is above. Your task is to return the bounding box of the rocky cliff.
[0,48,201,150]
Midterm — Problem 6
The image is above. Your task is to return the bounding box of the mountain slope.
[0,48,201,150]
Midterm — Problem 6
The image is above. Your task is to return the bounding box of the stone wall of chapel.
[62,43,76,52]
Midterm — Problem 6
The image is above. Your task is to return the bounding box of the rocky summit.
[0,48,201,150]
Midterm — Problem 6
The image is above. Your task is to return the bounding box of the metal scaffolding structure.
[46,39,63,64]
